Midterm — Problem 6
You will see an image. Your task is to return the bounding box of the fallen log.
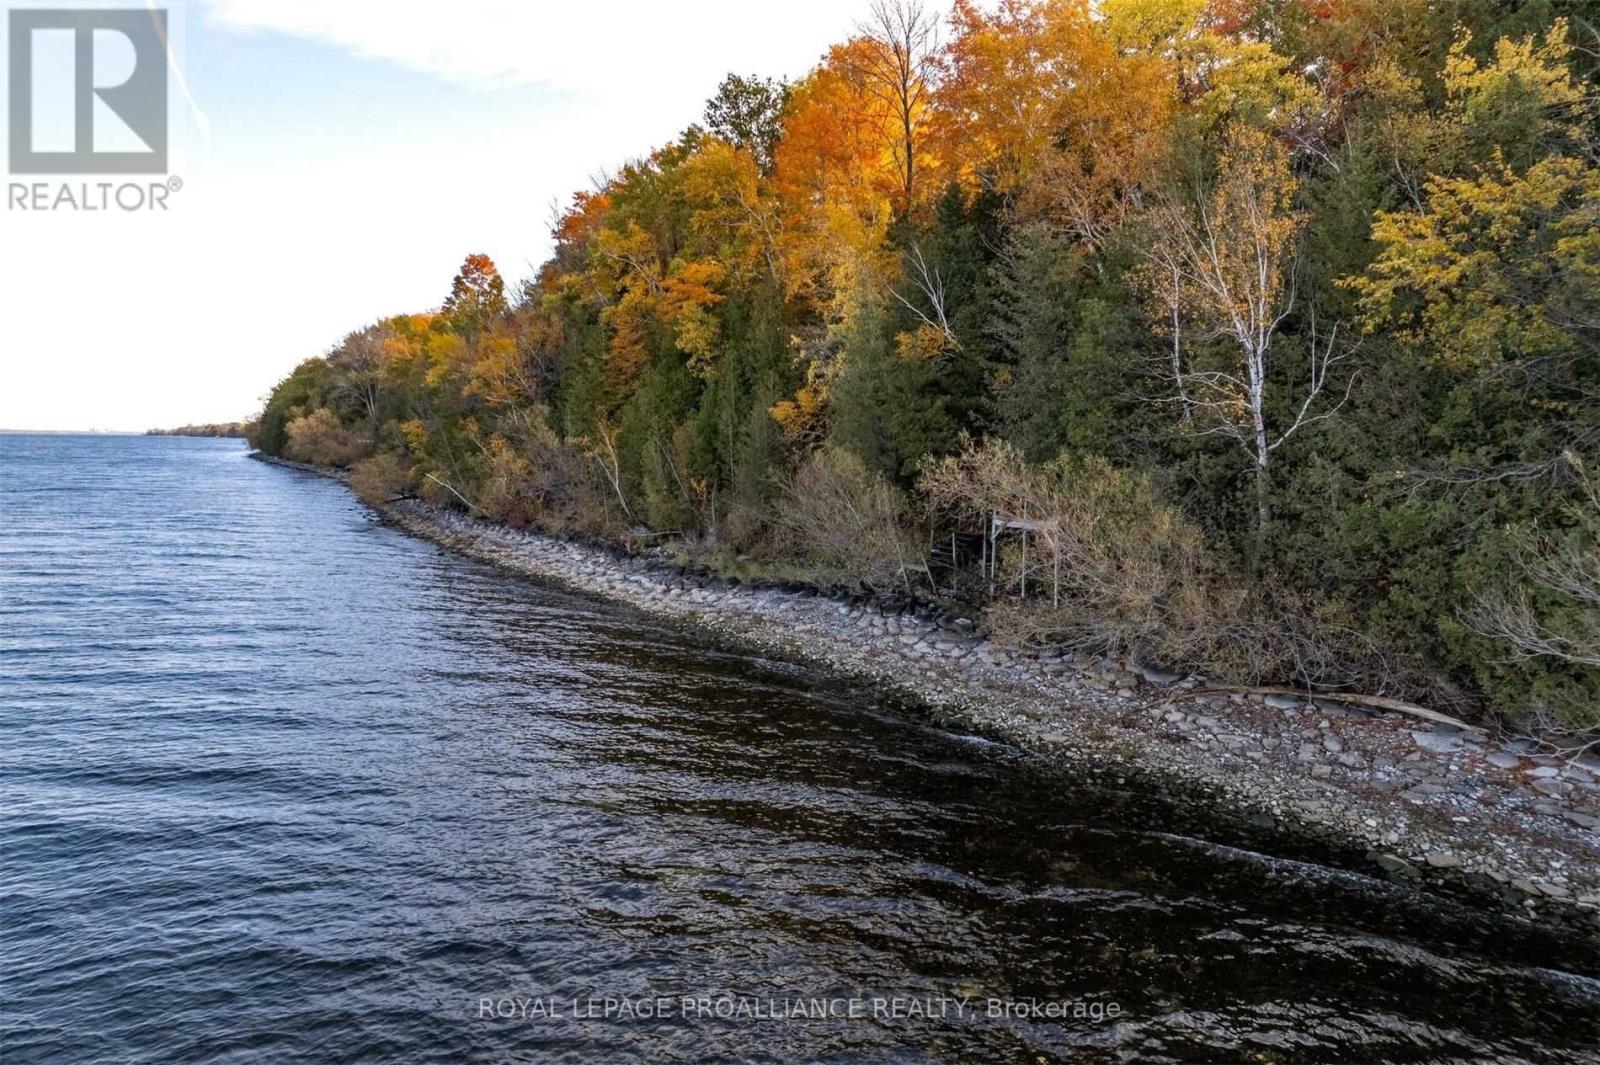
[1168,685,1488,736]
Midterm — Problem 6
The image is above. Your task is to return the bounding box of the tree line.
[254,0,1600,741]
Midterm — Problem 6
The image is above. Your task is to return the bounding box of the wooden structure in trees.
[984,509,1060,605]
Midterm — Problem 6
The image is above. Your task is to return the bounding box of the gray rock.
[1137,663,1184,686]
[1411,730,1464,754]
[1376,853,1419,877]
[1525,766,1561,779]
[1310,765,1334,779]
[1263,694,1303,710]
[1323,735,1344,754]
[1425,851,1462,868]
[1485,751,1521,770]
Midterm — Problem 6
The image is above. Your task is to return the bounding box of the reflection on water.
[2,434,1596,1064]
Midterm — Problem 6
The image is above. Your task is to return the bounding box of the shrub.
[284,407,364,467]
[1465,485,1600,735]
[777,448,924,591]
[921,438,1212,660]
[472,438,537,524]
[921,439,1406,691]
[349,452,414,506]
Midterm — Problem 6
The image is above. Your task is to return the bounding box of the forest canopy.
[255,0,1600,738]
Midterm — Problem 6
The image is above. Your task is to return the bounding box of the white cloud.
[194,0,860,94]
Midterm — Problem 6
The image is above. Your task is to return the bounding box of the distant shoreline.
[145,423,251,439]
[0,428,248,437]
[0,428,147,436]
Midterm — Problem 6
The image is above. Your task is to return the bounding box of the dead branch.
[423,472,479,514]
[891,243,960,349]
[1168,684,1487,735]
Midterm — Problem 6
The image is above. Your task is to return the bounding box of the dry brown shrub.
[284,407,365,467]
[717,503,770,556]
[463,420,625,538]
[777,449,924,591]
[921,439,1397,688]
[922,439,1212,660]
[349,452,414,506]
[473,438,536,524]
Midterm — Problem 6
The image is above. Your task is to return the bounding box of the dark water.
[2,434,1596,1065]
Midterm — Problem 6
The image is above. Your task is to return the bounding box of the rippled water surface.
[2,434,1597,1064]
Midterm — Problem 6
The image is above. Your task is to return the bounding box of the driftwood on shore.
[1168,685,1488,736]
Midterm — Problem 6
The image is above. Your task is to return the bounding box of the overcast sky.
[0,0,870,431]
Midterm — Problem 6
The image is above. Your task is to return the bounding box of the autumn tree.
[767,42,905,439]
[933,0,1195,236]
[1348,19,1597,439]
[442,253,508,344]
[935,0,1098,197]
[850,0,941,215]
[1352,157,1600,376]
[1046,0,1193,241]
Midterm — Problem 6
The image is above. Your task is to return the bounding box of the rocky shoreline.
[257,453,1600,937]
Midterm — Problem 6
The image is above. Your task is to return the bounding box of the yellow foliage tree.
[1351,156,1600,373]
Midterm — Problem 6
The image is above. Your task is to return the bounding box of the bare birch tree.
[1138,125,1353,552]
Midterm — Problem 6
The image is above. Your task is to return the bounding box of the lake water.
[2,433,1596,1063]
